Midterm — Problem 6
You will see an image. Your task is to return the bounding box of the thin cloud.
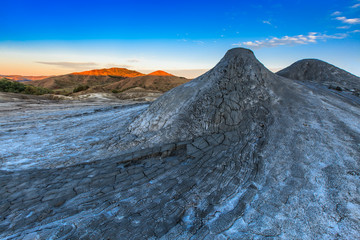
[127,59,140,63]
[351,3,360,8]
[105,64,133,69]
[337,26,350,29]
[336,16,360,24]
[36,61,98,69]
[233,32,348,49]
[193,40,205,45]
[331,11,342,16]
[262,20,271,25]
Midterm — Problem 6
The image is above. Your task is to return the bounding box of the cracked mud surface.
[1,48,359,239]
[0,95,149,170]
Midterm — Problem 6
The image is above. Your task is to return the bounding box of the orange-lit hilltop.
[72,67,145,78]
[24,67,189,94]
[147,70,174,76]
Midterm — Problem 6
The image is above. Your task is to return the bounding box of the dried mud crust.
[1,48,359,239]
[0,127,269,239]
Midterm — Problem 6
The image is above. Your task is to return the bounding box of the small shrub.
[24,85,52,95]
[0,78,26,93]
[0,78,52,95]
[73,85,89,93]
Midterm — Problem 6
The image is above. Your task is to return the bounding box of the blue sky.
[1,0,360,77]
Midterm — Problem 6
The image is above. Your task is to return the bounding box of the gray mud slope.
[1,48,360,239]
[277,58,360,92]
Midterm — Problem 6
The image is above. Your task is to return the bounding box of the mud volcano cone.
[130,48,277,143]
[277,59,360,91]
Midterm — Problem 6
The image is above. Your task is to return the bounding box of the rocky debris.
[277,59,360,96]
[1,48,360,239]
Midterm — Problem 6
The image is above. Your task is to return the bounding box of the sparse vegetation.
[0,78,26,93]
[108,75,126,79]
[53,89,72,95]
[73,85,90,93]
[111,87,137,93]
[120,86,137,92]
[0,78,52,95]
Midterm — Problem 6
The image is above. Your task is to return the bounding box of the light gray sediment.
[1,48,359,239]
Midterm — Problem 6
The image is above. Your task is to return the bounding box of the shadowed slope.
[103,74,190,93]
[27,68,145,90]
[27,74,123,90]
[277,59,360,92]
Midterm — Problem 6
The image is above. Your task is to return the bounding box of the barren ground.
[0,92,149,170]
[0,49,359,239]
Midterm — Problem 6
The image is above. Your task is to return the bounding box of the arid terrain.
[24,68,190,95]
[0,92,149,170]
[0,48,359,239]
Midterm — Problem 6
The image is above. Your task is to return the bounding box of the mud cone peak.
[222,47,255,60]
[129,48,276,143]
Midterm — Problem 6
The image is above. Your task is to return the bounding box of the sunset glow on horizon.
[2,0,360,78]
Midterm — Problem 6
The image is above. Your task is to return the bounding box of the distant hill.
[27,74,123,92]
[26,68,146,93]
[277,59,360,93]
[0,75,49,82]
[147,70,174,76]
[102,74,190,93]
[71,67,145,77]
[25,68,189,95]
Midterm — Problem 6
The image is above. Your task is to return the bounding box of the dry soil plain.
[0,92,149,170]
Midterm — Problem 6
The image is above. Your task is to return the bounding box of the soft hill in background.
[71,67,145,77]
[77,74,191,101]
[277,59,360,96]
[25,68,190,95]
[147,70,174,76]
[26,68,146,94]
[102,74,190,93]
[0,75,49,82]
